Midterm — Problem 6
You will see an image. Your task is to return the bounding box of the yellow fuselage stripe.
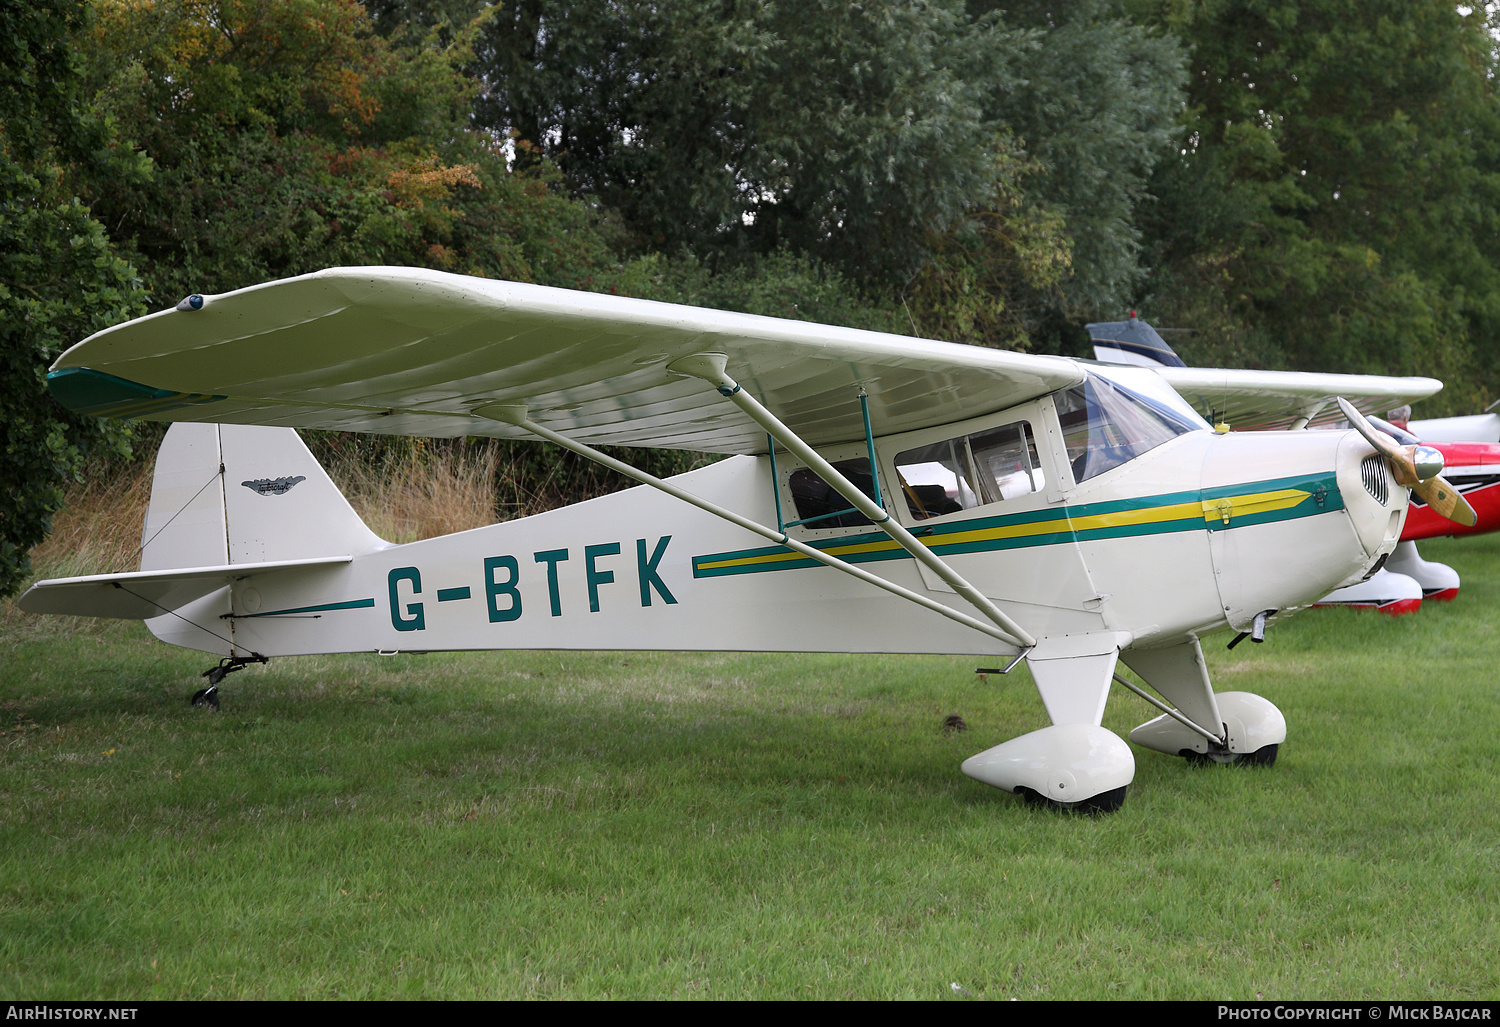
[694,487,1313,573]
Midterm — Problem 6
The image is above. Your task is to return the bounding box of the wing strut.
[1288,400,1327,432]
[477,403,1032,650]
[665,353,1038,649]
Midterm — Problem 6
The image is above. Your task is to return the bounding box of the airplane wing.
[46,267,1085,454]
[18,556,353,619]
[1153,367,1442,432]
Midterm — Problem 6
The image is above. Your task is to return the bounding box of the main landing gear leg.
[963,641,1137,813]
[191,654,268,710]
[1120,640,1286,766]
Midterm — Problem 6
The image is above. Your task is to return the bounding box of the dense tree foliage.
[475,1,1009,282]
[0,0,147,597]
[79,0,631,308]
[974,1,1186,321]
[1133,0,1500,410]
[470,0,1185,346]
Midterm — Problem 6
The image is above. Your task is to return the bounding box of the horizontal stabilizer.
[17,556,352,620]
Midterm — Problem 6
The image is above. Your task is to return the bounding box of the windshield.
[1055,371,1205,483]
[1088,364,1212,431]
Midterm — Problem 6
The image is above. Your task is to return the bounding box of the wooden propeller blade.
[1336,396,1420,484]
[1413,475,1479,527]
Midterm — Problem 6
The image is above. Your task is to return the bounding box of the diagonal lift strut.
[666,353,1038,649]
[478,401,1034,651]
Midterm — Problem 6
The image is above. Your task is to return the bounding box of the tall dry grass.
[26,461,156,581]
[326,441,505,544]
[10,432,705,631]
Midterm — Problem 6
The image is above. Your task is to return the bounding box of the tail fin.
[1085,313,1186,368]
[142,423,385,572]
[20,424,371,656]
[140,422,229,572]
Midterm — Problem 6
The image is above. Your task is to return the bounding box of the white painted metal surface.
[1386,540,1460,598]
[1216,691,1288,755]
[1129,691,1286,760]
[25,269,1444,810]
[961,724,1135,803]
[17,556,352,620]
[1316,567,1425,614]
[1408,413,1500,444]
[51,267,1084,453]
[1143,364,1439,430]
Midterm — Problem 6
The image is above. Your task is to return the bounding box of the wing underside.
[49,267,1086,454]
[47,267,1445,448]
[1154,367,1441,432]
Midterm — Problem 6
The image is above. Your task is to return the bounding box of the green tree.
[473,0,1029,286]
[975,1,1187,323]
[472,1,1185,348]
[1132,0,1500,410]
[0,0,147,597]
[81,0,628,309]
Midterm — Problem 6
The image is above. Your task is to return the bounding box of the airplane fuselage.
[144,401,1404,664]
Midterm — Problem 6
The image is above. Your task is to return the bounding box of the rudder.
[143,423,386,572]
[141,423,228,572]
[220,424,386,563]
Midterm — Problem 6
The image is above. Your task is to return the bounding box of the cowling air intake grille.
[1361,454,1390,505]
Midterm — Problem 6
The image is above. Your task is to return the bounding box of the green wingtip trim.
[46,367,226,419]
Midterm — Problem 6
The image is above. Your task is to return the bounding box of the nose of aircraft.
[1200,429,1408,629]
[1335,429,1409,562]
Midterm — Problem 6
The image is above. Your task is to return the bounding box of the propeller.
[1336,396,1478,527]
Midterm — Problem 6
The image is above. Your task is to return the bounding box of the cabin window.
[1055,371,1201,483]
[787,457,878,529]
[894,421,1043,520]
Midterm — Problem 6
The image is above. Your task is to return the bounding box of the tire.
[1181,742,1278,767]
[1017,784,1128,814]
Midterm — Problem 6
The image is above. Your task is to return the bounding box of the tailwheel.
[1182,742,1279,768]
[190,654,268,710]
[1017,784,1128,814]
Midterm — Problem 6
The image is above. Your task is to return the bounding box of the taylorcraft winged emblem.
[241,476,307,496]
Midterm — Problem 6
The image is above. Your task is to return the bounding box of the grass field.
[3,534,1499,999]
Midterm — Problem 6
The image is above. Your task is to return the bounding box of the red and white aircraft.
[1315,418,1500,613]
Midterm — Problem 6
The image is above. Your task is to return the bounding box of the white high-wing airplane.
[19,269,1469,812]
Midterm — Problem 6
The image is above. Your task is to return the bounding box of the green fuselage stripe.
[692,473,1344,578]
[243,598,376,618]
